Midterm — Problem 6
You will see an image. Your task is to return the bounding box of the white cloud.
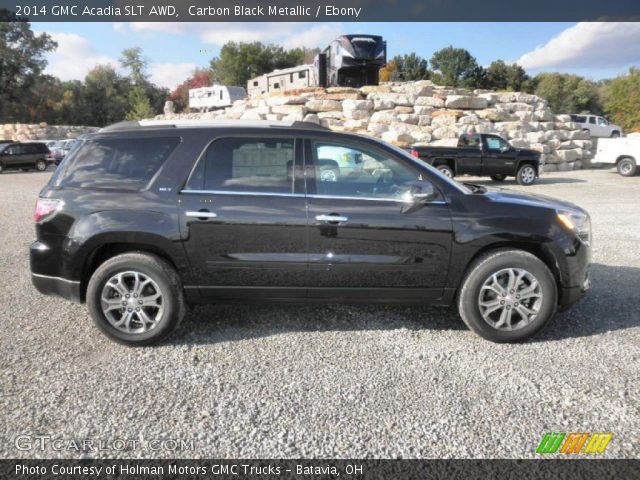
[127,21,340,49]
[43,32,119,81]
[518,22,640,70]
[149,62,198,89]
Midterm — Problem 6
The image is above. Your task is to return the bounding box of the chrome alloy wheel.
[520,166,536,184]
[101,271,164,334]
[619,159,634,175]
[478,268,543,331]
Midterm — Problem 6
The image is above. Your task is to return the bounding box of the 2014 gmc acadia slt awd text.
[30,120,591,345]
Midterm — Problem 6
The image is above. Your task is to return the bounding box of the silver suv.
[570,114,623,138]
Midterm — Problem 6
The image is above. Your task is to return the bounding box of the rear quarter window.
[59,137,180,190]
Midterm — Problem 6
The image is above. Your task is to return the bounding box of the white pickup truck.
[594,135,639,177]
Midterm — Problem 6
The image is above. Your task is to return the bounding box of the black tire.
[0,163,3,174]
[516,163,537,185]
[436,164,455,178]
[35,159,47,171]
[617,157,637,177]
[490,174,506,182]
[86,252,186,346]
[457,249,557,343]
[611,131,621,138]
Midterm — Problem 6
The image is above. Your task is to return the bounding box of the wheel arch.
[455,241,562,304]
[431,157,456,173]
[80,241,182,302]
[615,155,635,165]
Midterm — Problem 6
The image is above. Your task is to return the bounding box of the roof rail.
[100,119,329,132]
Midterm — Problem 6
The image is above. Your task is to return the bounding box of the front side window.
[59,137,179,190]
[186,138,296,194]
[597,117,608,126]
[485,136,509,151]
[310,141,421,200]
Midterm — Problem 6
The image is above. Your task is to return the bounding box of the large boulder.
[444,95,488,110]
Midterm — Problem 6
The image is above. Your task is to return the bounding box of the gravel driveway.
[1,168,638,459]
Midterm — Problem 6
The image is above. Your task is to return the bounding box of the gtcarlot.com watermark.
[14,434,194,452]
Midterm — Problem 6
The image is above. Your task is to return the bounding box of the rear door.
[179,136,309,299]
[303,137,452,301]
[481,135,516,176]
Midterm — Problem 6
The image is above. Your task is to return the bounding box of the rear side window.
[186,137,295,194]
[59,137,179,190]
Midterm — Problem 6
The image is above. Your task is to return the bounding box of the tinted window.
[459,135,480,148]
[186,138,295,194]
[573,115,586,123]
[60,137,179,190]
[311,141,420,200]
[589,117,596,124]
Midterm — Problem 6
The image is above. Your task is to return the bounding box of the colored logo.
[536,432,613,454]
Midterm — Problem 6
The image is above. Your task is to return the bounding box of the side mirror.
[408,181,437,203]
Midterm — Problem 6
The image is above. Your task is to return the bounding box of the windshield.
[385,142,472,194]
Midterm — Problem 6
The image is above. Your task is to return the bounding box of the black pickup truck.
[409,133,541,185]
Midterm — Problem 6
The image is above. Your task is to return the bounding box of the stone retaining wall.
[1,123,99,142]
[157,80,593,172]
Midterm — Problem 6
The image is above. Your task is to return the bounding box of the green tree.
[484,60,530,91]
[602,67,640,131]
[534,73,600,114]
[82,65,129,126]
[120,46,147,84]
[0,9,57,122]
[430,46,483,88]
[391,53,431,81]
[125,85,155,120]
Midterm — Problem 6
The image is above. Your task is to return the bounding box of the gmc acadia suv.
[30,120,591,345]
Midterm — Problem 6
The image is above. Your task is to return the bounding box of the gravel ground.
[1,167,638,459]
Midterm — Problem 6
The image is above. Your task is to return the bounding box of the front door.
[481,134,516,176]
[179,136,308,299]
[303,138,453,301]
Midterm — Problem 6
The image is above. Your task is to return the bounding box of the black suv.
[30,120,591,345]
[0,142,51,173]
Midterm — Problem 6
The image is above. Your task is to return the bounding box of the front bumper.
[558,267,591,310]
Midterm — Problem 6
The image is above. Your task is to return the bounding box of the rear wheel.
[490,174,506,182]
[617,157,637,177]
[436,164,454,178]
[457,249,557,343]
[86,252,186,346]
[516,164,537,185]
[35,159,47,171]
[611,131,621,138]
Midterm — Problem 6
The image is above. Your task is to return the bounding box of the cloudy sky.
[36,22,640,90]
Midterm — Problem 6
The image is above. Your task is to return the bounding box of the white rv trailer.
[188,85,247,111]
[247,64,318,96]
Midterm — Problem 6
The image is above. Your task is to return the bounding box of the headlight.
[557,210,591,245]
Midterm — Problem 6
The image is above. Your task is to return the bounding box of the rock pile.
[156,80,593,171]
[1,123,98,142]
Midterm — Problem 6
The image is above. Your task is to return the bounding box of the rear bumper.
[31,272,82,303]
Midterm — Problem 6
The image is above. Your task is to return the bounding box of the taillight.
[34,198,63,222]
[410,148,419,158]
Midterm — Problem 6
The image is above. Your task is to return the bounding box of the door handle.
[186,210,217,219]
[315,214,348,223]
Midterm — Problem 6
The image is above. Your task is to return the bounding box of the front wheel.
[490,174,506,182]
[436,164,455,178]
[35,159,47,171]
[611,131,621,138]
[516,164,537,185]
[86,252,186,346]
[617,157,637,177]
[457,249,557,343]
